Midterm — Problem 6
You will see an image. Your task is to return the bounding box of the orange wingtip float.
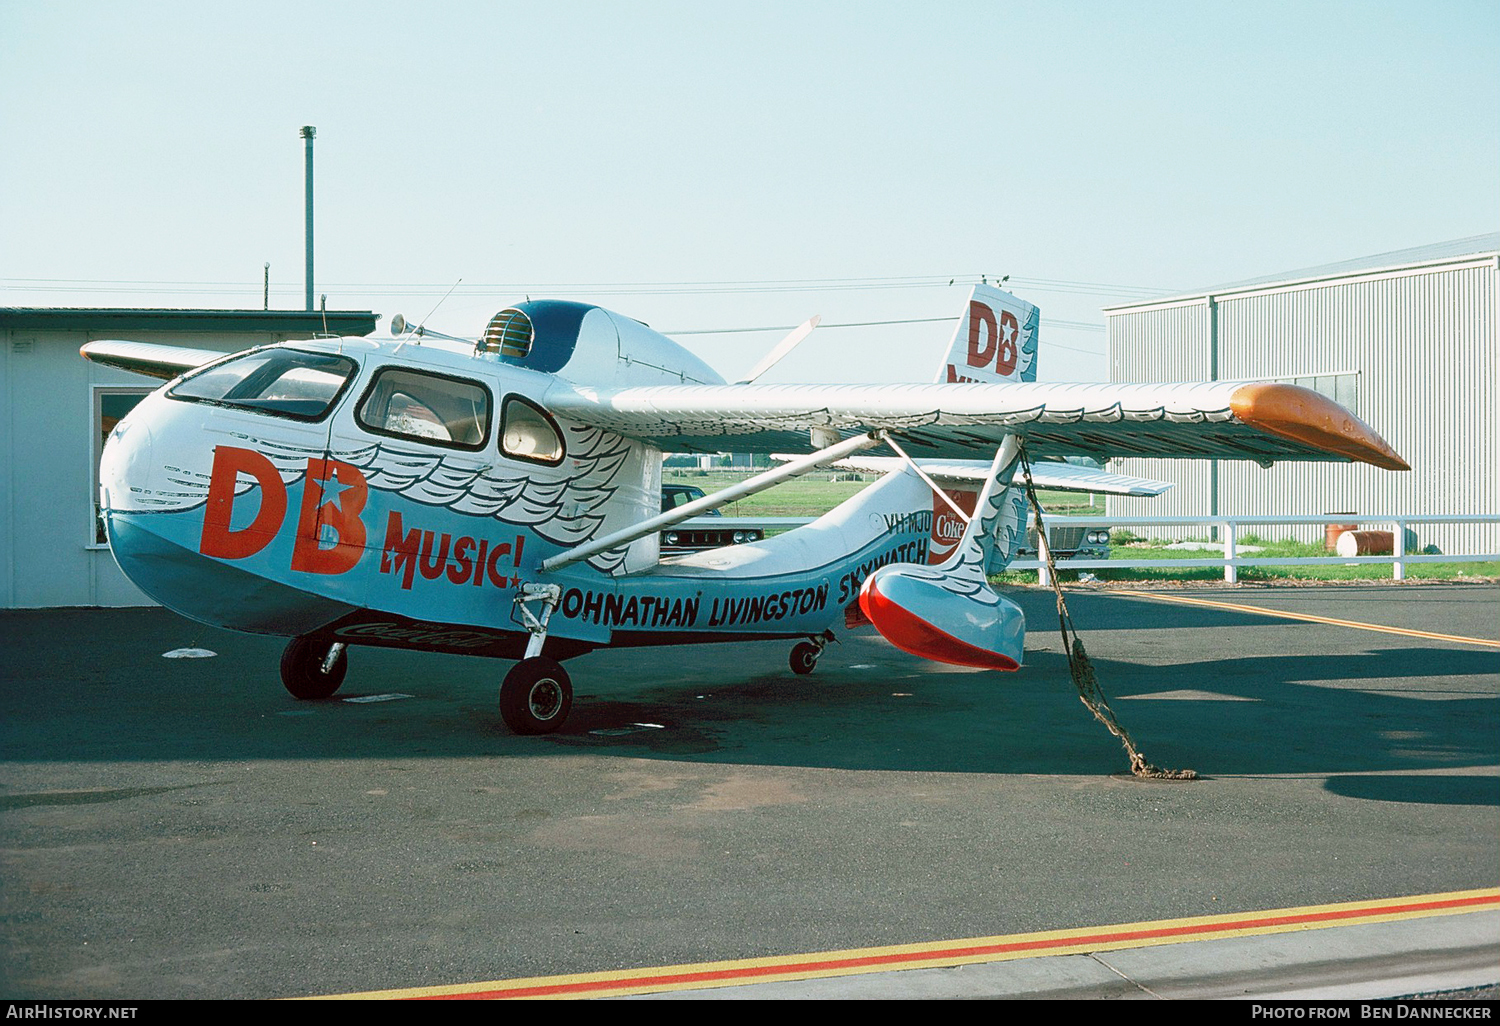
[1229,383,1409,471]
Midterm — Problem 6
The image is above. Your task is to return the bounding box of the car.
[660,483,765,552]
[661,483,721,515]
[1018,523,1111,562]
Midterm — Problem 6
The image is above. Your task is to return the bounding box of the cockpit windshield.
[168,348,358,421]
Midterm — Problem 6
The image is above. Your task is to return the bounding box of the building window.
[94,387,153,545]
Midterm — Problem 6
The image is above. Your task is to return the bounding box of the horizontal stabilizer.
[806,455,1172,497]
[80,340,225,380]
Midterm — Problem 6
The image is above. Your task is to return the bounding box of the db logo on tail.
[935,283,1038,385]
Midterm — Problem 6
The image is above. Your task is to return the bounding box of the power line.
[668,316,950,334]
[668,315,1105,335]
[0,275,1112,350]
[0,273,1175,300]
[667,316,1107,357]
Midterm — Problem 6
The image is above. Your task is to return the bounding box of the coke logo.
[934,511,966,542]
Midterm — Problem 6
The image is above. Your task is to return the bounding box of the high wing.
[544,379,1408,470]
[81,340,226,380]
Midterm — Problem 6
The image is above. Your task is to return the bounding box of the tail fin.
[933,284,1039,384]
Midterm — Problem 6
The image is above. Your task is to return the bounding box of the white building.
[1,308,378,608]
[1103,235,1499,553]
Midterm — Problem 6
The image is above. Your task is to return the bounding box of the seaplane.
[84,284,1408,734]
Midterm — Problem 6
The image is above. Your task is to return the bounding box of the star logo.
[318,467,356,512]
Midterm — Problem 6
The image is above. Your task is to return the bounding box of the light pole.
[300,126,316,311]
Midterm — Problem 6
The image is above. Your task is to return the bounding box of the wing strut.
[884,434,976,525]
[539,430,887,573]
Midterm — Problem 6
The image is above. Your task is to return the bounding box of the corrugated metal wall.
[1106,300,1212,537]
[1106,256,1499,554]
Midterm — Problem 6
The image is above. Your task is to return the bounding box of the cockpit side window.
[167,348,357,422]
[355,368,491,450]
[499,395,565,466]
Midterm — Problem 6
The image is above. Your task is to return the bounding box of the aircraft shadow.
[1,607,1496,808]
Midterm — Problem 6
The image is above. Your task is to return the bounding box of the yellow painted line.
[1114,589,1500,648]
[304,887,1500,1000]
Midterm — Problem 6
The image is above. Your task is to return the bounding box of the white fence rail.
[1017,513,1500,585]
[687,513,1500,583]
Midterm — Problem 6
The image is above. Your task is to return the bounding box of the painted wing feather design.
[150,425,638,572]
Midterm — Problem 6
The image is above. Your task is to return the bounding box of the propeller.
[736,315,821,384]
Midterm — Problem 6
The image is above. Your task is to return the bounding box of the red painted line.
[413,891,1500,999]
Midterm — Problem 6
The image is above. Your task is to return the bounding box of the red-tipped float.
[858,565,1023,671]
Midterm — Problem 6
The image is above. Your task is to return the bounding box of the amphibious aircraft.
[84,284,1407,734]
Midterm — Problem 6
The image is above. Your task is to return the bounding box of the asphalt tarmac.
[1,582,1496,1000]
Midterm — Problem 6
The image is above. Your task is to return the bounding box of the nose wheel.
[500,657,573,735]
[280,637,347,700]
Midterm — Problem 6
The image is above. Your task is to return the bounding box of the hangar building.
[1102,235,1499,554]
[1,308,378,608]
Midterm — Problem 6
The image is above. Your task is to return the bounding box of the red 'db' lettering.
[965,301,998,368]
[200,446,288,560]
[996,310,1019,376]
[290,458,369,575]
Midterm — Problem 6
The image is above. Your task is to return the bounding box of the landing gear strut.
[501,584,571,734]
[280,637,347,700]
[789,630,836,675]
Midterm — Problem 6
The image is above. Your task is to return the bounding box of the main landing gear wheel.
[500,657,573,735]
[789,641,820,675]
[280,636,347,700]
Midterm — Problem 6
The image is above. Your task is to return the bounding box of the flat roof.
[0,307,380,334]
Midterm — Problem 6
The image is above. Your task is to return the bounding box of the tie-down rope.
[1016,443,1197,781]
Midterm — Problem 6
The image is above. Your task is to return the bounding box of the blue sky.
[2,1,1495,381]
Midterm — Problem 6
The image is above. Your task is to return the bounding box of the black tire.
[789,641,819,675]
[500,657,573,735]
[280,636,347,700]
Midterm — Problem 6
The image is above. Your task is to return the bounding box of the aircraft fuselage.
[98,336,937,661]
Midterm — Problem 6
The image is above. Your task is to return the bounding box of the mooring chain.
[1016,443,1197,781]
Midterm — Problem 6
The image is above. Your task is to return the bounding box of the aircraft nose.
[98,410,154,527]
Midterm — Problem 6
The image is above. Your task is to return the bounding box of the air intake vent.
[479,308,534,360]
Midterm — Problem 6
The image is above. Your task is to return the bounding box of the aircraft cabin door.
[312,364,500,617]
